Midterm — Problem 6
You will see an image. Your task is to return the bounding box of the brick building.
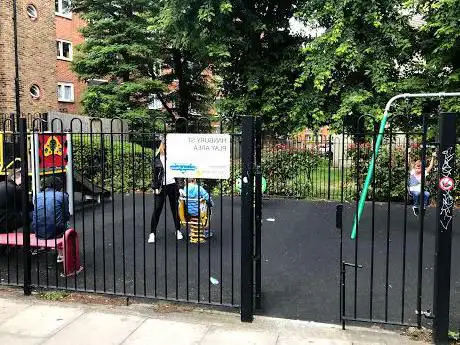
[0,0,58,114]
[0,0,86,115]
[55,0,86,114]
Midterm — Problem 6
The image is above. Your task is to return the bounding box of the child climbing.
[408,150,436,216]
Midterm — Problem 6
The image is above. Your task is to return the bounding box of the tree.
[293,0,419,130]
[72,0,164,125]
[72,0,233,123]
[215,0,305,135]
[418,0,460,112]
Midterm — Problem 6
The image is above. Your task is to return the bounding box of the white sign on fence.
[166,133,231,179]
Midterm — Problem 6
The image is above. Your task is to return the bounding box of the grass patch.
[39,291,70,301]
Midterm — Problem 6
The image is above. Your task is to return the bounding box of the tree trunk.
[173,50,190,119]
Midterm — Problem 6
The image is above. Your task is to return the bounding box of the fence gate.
[0,115,264,320]
[339,112,458,343]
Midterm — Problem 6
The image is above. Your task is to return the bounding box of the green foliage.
[418,0,460,112]
[39,291,70,301]
[261,145,320,197]
[294,0,418,130]
[72,0,460,138]
[72,0,233,123]
[72,135,153,192]
[215,1,305,135]
[345,140,441,202]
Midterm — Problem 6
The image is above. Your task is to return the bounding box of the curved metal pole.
[351,92,460,239]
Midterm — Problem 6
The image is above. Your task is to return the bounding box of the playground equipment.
[0,131,110,214]
[0,228,83,276]
[178,191,212,244]
[351,92,460,240]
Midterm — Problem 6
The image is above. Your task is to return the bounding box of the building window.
[56,40,72,60]
[55,0,71,18]
[57,83,74,102]
[148,94,163,110]
[26,4,38,21]
[30,84,40,99]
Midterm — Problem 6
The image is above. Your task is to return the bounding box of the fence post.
[328,135,332,200]
[254,117,262,310]
[241,116,255,322]
[19,118,31,295]
[433,112,456,344]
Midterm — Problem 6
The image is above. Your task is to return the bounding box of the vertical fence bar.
[337,204,344,327]
[328,135,332,200]
[341,122,345,203]
[353,119,361,319]
[385,125,393,322]
[254,117,262,310]
[241,116,255,322]
[219,121,224,304]
[401,132,409,324]
[101,130,106,293]
[110,122,116,294]
[19,118,31,295]
[416,115,428,328]
[432,112,456,345]
[369,120,377,321]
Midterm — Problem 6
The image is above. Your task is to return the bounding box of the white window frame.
[55,0,72,19]
[26,4,38,21]
[57,82,75,103]
[56,39,73,61]
[30,84,41,100]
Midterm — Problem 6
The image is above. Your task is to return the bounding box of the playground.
[1,98,460,344]
[2,193,460,327]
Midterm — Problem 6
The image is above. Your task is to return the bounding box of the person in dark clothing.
[148,137,182,243]
[0,170,24,233]
[32,176,69,240]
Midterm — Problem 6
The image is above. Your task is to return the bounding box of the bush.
[214,144,320,198]
[346,140,438,202]
[72,135,153,193]
[261,144,320,198]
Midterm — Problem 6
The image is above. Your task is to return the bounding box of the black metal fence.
[260,115,446,203]
[338,114,434,329]
[0,116,263,316]
[337,112,459,343]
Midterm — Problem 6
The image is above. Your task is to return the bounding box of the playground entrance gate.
[338,112,458,343]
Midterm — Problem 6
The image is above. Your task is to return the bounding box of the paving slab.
[122,318,209,345]
[276,335,352,345]
[277,335,352,345]
[42,311,144,345]
[0,298,31,325]
[201,328,278,345]
[0,333,44,345]
[0,304,83,337]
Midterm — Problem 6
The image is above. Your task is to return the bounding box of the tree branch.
[156,92,178,120]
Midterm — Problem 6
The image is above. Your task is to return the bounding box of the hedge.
[71,135,153,192]
[215,144,321,198]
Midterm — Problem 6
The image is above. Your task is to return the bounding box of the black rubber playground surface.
[2,194,460,328]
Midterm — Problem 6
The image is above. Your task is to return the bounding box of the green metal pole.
[351,114,389,239]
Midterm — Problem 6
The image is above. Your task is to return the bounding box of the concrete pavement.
[0,293,429,345]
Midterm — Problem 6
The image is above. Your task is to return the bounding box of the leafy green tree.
[72,0,233,123]
[294,0,419,130]
[215,0,305,135]
[72,0,164,124]
[418,0,460,112]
